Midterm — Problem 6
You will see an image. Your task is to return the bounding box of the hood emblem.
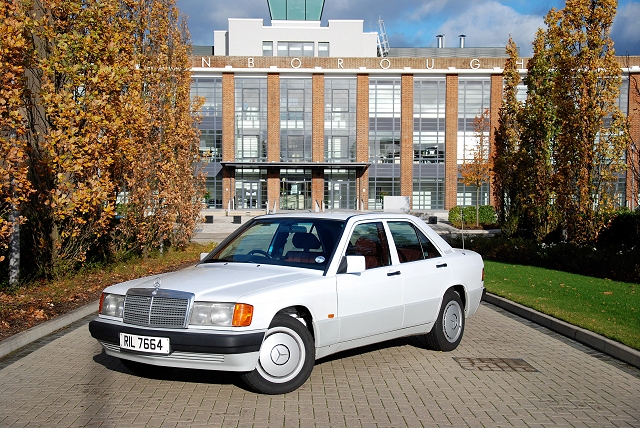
[152,278,161,295]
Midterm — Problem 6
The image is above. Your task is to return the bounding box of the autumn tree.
[518,30,560,241]
[20,0,140,275]
[627,67,640,209]
[113,0,204,256]
[461,108,492,227]
[0,0,34,283]
[0,0,203,281]
[545,0,630,243]
[492,38,522,237]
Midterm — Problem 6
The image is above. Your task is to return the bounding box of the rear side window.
[388,221,441,263]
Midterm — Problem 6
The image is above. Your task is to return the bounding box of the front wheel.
[425,289,465,351]
[241,314,315,394]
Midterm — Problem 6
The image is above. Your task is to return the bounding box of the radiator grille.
[123,288,193,328]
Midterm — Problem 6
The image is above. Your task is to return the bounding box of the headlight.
[189,302,253,327]
[99,293,125,318]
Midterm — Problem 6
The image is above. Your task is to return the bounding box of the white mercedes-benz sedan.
[90,213,485,394]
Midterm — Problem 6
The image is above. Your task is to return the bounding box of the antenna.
[377,16,390,57]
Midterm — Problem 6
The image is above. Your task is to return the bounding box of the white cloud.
[177,0,638,56]
[611,2,640,55]
[434,1,545,56]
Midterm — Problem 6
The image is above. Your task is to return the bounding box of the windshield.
[205,218,346,271]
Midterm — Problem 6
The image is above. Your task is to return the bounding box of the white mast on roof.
[377,16,390,57]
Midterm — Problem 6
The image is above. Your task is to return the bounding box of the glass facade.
[192,78,223,208]
[189,62,636,212]
[235,78,268,161]
[368,78,401,209]
[324,78,356,162]
[191,78,222,161]
[281,78,312,161]
[457,78,491,206]
[413,78,446,209]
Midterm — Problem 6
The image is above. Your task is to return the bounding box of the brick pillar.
[312,169,324,211]
[628,73,640,210]
[445,74,459,210]
[312,74,325,162]
[312,74,325,208]
[489,74,503,207]
[267,169,280,212]
[357,74,370,210]
[267,73,281,209]
[222,73,235,210]
[267,73,280,162]
[401,74,414,207]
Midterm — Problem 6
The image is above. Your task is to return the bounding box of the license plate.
[119,333,170,355]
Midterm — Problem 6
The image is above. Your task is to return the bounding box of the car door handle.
[387,270,401,276]
[436,263,448,268]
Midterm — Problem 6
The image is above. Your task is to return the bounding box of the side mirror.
[200,252,209,261]
[343,255,366,274]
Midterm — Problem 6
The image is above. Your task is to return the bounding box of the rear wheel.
[425,289,465,351]
[241,314,315,394]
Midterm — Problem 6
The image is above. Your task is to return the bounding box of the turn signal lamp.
[232,304,254,327]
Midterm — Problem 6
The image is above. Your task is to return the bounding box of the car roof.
[253,212,424,222]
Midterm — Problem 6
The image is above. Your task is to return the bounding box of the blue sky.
[176,0,640,57]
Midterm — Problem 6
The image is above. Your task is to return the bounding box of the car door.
[386,221,452,329]
[336,221,404,342]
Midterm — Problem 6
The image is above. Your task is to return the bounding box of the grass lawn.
[484,260,640,351]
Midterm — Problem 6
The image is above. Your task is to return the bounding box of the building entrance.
[324,169,356,210]
[234,168,267,210]
[280,169,311,210]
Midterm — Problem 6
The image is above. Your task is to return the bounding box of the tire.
[425,289,465,352]
[241,314,315,394]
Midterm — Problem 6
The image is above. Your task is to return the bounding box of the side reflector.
[232,304,254,327]
[328,314,334,319]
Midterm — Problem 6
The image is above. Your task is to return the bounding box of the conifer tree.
[492,38,522,237]
[519,30,559,241]
[545,0,630,243]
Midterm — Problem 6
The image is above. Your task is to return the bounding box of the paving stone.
[1,303,640,427]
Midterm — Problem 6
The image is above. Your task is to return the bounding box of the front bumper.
[89,318,265,372]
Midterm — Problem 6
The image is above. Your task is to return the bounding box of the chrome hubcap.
[257,327,304,383]
[443,300,463,343]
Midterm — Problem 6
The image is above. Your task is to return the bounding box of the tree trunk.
[475,187,480,227]
[9,207,20,287]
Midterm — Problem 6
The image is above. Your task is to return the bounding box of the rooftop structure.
[267,0,325,20]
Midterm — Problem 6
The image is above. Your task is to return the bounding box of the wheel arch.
[448,284,468,314]
[273,305,315,341]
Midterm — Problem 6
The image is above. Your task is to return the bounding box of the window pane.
[318,42,329,57]
[262,41,273,56]
[288,89,304,112]
[332,89,349,112]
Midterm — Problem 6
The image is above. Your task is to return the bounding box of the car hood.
[103,262,322,302]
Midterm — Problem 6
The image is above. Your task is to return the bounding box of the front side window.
[345,222,391,269]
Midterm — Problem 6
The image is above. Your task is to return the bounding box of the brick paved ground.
[1,303,639,428]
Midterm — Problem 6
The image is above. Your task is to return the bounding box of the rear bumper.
[89,317,265,372]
